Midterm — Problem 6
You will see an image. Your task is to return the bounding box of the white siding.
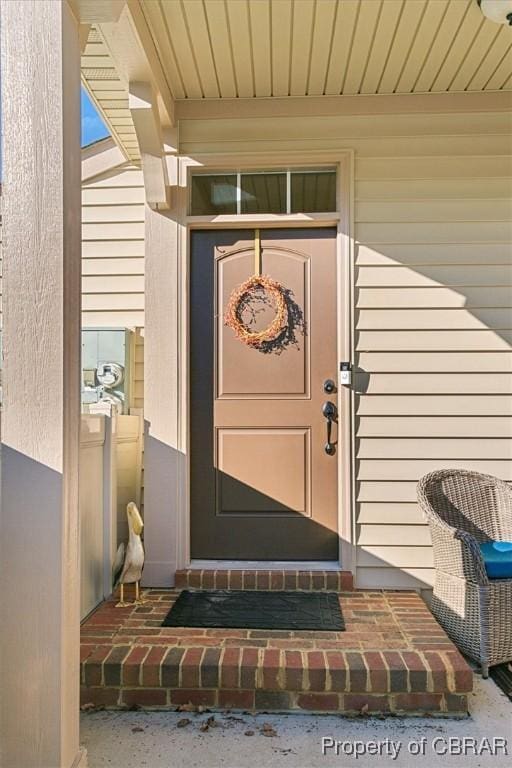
[354,151,512,589]
[82,166,146,521]
[81,165,145,331]
[179,98,512,589]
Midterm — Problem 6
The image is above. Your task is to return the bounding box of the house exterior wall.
[3,100,510,591]
[81,164,145,329]
[81,163,146,525]
[81,163,145,411]
[177,97,512,590]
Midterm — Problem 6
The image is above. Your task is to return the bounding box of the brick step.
[175,568,354,592]
[80,589,472,716]
[81,641,472,715]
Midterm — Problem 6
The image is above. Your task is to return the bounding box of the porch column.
[142,203,181,587]
[0,2,84,767]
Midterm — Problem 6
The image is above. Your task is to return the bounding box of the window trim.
[189,167,337,218]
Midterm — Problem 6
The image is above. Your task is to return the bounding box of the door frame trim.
[175,150,355,574]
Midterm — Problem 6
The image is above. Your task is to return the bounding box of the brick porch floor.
[81,576,473,716]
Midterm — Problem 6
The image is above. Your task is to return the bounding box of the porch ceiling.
[140,0,512,100]
[82,1,512,167]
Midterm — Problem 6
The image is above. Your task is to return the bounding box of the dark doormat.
[490,663,512,700]
[162,590,345,631]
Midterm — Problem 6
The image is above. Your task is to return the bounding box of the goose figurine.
[113,502,146,607]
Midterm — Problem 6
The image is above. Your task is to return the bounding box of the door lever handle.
[322,401,337,455]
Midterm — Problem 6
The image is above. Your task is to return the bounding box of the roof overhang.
[79,0,512,196]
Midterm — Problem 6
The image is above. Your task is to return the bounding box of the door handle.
[322,401,337,455]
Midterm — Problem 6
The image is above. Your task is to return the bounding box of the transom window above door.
[190,169,337,216]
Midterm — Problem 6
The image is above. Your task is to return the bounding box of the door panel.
[217,248,309,397]
[216,428,311,516]
[190,229,338,560]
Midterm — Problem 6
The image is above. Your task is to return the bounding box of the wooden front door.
[190,229,339,560]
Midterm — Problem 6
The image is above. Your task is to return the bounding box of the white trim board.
[175,91,511,122]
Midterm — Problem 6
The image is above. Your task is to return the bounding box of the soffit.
[140,0,512,100]
[81,25,141,163]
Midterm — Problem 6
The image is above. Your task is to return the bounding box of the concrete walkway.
[81,677,511,768]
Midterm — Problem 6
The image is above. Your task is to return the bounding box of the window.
[240,173,287,214]
[290,171,336,213]
[190,174,238,215]
[190,169,336,215]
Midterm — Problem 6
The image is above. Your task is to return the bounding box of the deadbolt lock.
[323,378,336,394]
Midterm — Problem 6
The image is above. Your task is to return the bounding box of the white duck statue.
[113,502,146,607]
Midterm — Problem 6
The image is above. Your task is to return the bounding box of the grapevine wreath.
[224,274,288,350]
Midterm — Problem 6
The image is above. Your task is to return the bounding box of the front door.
[190,228,338,560]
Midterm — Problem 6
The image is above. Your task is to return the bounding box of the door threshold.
[188,560,342,571]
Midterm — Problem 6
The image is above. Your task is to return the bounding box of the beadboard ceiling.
[81,1,512,162]
[141,0,512,99]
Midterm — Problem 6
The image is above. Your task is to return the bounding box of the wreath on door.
[224,274,288,350]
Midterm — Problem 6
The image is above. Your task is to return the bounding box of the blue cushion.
[480,541,512,580]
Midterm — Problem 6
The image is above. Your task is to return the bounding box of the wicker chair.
[417,469,512,677]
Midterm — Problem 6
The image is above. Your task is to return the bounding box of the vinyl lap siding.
[82,165,145,329]
[82,164,145,413]
[354,156,512,590]
[82,166,145,522]
[179,101,512,589]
